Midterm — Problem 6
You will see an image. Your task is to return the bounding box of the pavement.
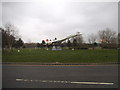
[2,64,119,88]
[2,62,120,65]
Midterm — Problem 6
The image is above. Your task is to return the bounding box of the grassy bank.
[2,48,118,63]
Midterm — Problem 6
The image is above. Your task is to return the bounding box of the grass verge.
[2,48,118,63]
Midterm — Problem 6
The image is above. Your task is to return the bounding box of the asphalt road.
[2,64,118,88]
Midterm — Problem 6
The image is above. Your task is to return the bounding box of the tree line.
[87,28,118,49]
[0,23,119,50]
[0,23,24,50]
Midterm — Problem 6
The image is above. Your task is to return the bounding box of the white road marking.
[16,79,114,85]
[16,79,23,81]
[70,82,114,85]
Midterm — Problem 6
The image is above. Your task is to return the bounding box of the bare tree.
[117,33,120,49]
[0,28,2,49]
[118,33,120,45]
[98,28,117,44]
[88,33,97,44]
[4,23,19,50]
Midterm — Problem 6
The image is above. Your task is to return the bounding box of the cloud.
[2,2,118,43]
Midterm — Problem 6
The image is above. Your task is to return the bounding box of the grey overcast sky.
[1,1,118,43]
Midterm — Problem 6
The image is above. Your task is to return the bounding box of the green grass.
[2,48,118,63]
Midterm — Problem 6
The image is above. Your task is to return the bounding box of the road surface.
[2,64,118,88]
